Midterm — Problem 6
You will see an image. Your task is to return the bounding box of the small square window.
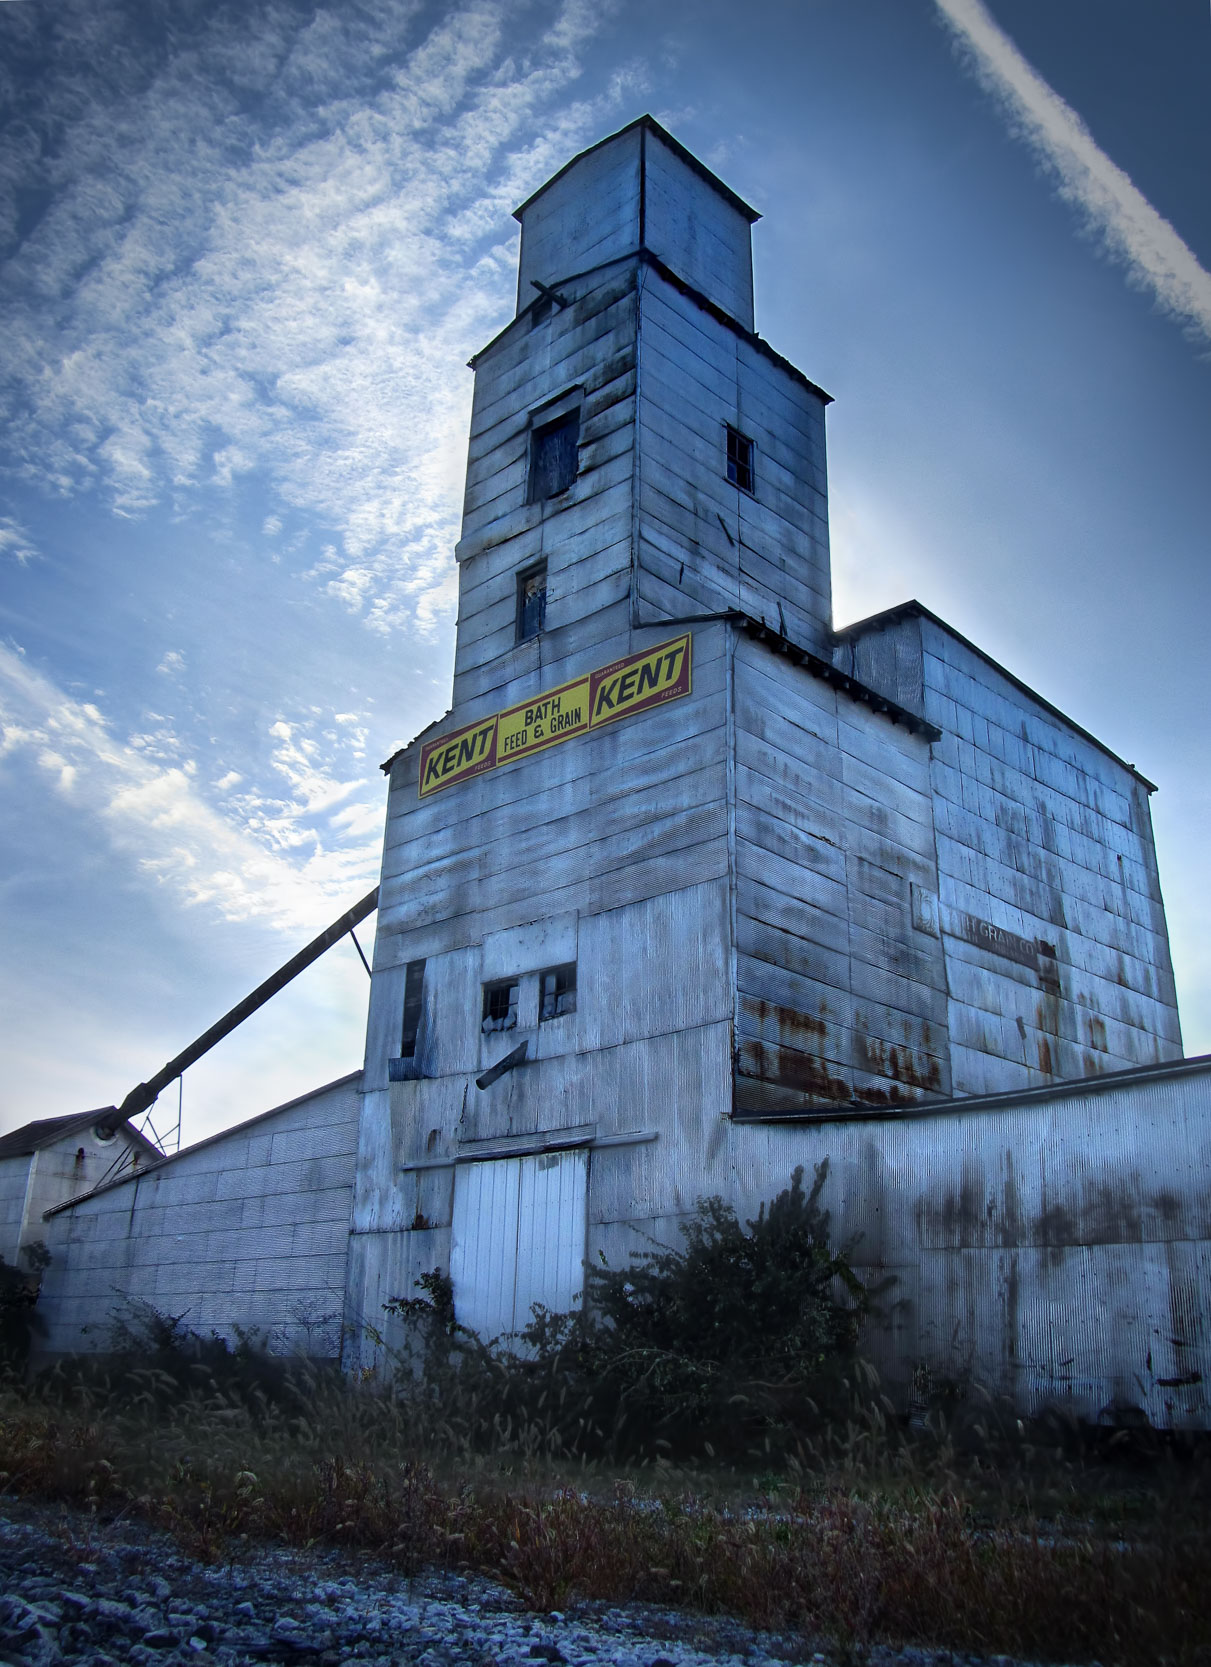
[529,409,579,502]
[482,979,519,1033]
[725,424,754,494]
[539,963,577,1022]
[516,562,547,643]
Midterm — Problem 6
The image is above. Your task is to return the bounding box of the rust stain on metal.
[764,1046,851,1102]
[853,1034,942,1093]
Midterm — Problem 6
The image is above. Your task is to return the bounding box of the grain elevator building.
[35,120,1206,1429]
[345,117,1185,1373]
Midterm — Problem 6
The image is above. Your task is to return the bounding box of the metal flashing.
[381,710,450,775]
[740,616,942,741]
[400,1126,658,1171]
[730,1049,1211,1127]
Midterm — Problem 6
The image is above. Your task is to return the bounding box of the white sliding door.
[450,1147,588,1342]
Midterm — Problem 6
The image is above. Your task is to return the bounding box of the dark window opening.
[482,979,519,1034]
[725,424,754,494]
[530,295,554,329]
[516,562,547,642]
[400,958,426,1058]
[539,963,577,1022]
[529,409,579,502]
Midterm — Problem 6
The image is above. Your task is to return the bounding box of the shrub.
[0,1242,51,1371]
[386,1164,873,1461]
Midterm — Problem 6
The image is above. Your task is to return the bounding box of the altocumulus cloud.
[0,0,634,637]
[0,642,381,931]
[935,0,1211,349]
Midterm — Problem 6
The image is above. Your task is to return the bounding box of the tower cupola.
[514,115,760,330]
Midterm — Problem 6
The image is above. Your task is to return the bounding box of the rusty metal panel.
[731,636,950,1112]
[908,616,1183,1094]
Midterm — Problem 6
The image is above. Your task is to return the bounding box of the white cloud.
[934,0,1211,347]
[0,513,38,564]
[0,0,632,637]
[0,644,380,932]
[155,649,186,676]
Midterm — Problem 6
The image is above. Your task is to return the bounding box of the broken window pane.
[516,562,547,643]
[539,963,577,1022]
[529,410,579,501]
[482,979,519,1033]
[725,424,754,494]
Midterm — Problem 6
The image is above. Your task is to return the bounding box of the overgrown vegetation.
[0,1241,51,1370]
[386,1163,871,1462]
[1,1173,1208,1665]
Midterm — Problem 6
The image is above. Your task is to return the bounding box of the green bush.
[386,1163,873,1461]
[0,1242,50,1371]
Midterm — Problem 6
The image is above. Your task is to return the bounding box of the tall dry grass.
[1,1341,1208,1666]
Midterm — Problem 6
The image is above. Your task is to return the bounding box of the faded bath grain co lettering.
[418,634,692,797]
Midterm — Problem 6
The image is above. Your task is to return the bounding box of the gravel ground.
[0,1501,1061,1667]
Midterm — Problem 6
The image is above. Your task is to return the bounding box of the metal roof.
[511,114,761,226]
[0,1111,159,1162]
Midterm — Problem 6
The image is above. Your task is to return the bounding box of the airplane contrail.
[934,0,1211,349]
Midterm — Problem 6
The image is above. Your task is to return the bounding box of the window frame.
[538,962,577,1023]
[725,423,755,495]
[481,978,520,1034]
[399,958,427,1059]
[515,560,548,644]
[527,407,580,504]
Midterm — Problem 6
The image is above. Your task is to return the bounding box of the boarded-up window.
[449,1148,588,1341]
[400,959,426,1059]
[529,410,579,501]
[725,424,754,493]
[539,963,577,1021]
[516,563,547,642]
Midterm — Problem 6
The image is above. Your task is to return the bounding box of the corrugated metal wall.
[36,1074,362,1360]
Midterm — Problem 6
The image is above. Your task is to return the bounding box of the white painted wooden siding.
[450,1148,587,1340]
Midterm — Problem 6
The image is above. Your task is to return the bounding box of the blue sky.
[1,0,1208,1144]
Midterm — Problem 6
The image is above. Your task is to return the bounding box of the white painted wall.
[0,1160,30,1267]
[717,1057,1211,1431]
[37,1074,361,1360]
[1,1121,148,1267]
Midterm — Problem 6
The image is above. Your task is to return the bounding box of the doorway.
[449,1146,588,1342]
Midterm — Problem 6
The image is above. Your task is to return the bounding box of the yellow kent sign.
[419,633,692,798]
